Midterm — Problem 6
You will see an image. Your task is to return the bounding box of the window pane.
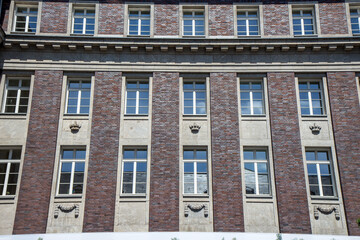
[306,152,316,161]
[184,162,194,172]
[307,164,317,174]
[317,152,329,161]
[243,151,254,160]
[322,186,334,196]
[124,150,135,159]
[196,150,207,160]
[136,150,147,159]
[310,185,320,195]
[184,150,194,160]
[259,184,269,195]
[61,162,72,173]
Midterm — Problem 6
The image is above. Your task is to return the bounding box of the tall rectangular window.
[183,149,208,194]
[125,81,149,115]
[0,149,21,196]
[306,150,335,197]
[240,81,264,115]
[121,148,147,194]
[237,10,259,36]
[128,7,150,35]
[13,6,38,33]
[72,7,95,35]
[183,9,205,36]
[298,81,324,116]
[292,9,315,35]
[244,149,270,195]
[57,149,86,195]
[183,81,206,115]
[2,78,30,114]
[350,8,360,34]
[65,79,91,114]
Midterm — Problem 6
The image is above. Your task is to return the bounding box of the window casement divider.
[136,91,140,115]
[254,162,259,195]
[132,161,137,194]
[2,148,13,196]
[308,91,314,115]
[316,163,323,196]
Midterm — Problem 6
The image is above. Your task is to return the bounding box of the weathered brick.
[263,3,290,36]
[13,70,63,234]
[209,4,234,36]
[82,72,122,232]
[149,72,179,231]
[267,72,311,234]
[40,1,68,34]
[98,3,124,35]
[154,3,179,36]
[319,2,348,35]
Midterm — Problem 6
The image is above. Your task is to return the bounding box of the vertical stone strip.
[319,2,348,35]
[210,72,244,232]
[149,72,179,231]
[263,3,290,36]
[40,1,69,34]
[154,3,179,36]
[267,73,311,233]
[208,4,234,36]
[83,72,122,232]
[98,3,124,35]
[327,72,360,236]
[13,70,63,234]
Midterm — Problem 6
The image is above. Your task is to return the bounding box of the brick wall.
[154,4,179,36]
[13,70,63,234]
[263,3,290,36]
[267,72,311,234]
[149,72,179,231]
[1,0,10,32]
[40,1,68,34]
[319,2,348,35]
[210,72,244,232]
[98,3,124,35]
[327,72,360,236]
[83,72,122,232]
[209,4,234,36]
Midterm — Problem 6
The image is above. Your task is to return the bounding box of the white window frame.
[0,148,21,196]
[56,148,86,196]
[128,7,151,36]
[237,9,260,36]
[350,7,360,34]
[1,77,30,114]
[12,5,38,33]
[183,81,206,115]
[65,79,91,115]
[121,148,147,195]
[183,149,208,195]
[292,8,316,36]
[182,8,205,36]
[125,80,149,115]
[240,80,265,116]
[298,80,325,116]
[305,149,336,197]
[243,149,271,196]
[72,6,96,35]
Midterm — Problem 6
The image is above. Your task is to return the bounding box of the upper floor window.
[183,149,208,195]
[183,8,205,36]
[57,148,86,195]
[244,149,270,195]
[350,8,360,34]
[237,10,259,36]
[183,81,206,115]
[298,81,325,116]
[125,81,149,115]
[72,7,95,35]
[2,78,30,114]
[65,79,91,115]
[13,6,38,33]
[292,8,315,36]
[0,149,21,196]
[306,150,335,197]
[121,148,147,194]
[240,81,265,115]
[128,7,150,36]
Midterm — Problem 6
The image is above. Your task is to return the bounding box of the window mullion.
[308,91,313,115]
[83,14,87,34]
[77,89,82,114]
[15,87,21,113]
[25,9,29,32]
[250,91,254,115]
[2,82,9,113]
[194,162,197,194]
[2,162,11,196]
[132,161,137,194]
[138,18,141,35]
[136,90,139,114]
[255,162,259,195]
[69,162,75,194]
[193,91,196,115]
[316,163,323,196]
[301,18,304,35]
[246,18,249,36]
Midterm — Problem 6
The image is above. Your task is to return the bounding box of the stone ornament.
[189,123,201,134]
[314,205,340,220]
[184,204,208,218]
[309,123,321,135]
[54,204,79,218]
[70,122,81,133]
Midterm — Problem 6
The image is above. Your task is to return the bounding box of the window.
[350,8,360,34]
[298,81,324,116]
[183,149,208,194]
[292,9,315,35]
[128,7,150,36]
[244,149,270,195]
[1,78,30,114]
[306,150,335,197]
[125,81,149,115]
[237,10,259,36]
[183,81,206,115]
[121,148,147,194]
[13,6,38,33]
[0,149,21,196]
[57,149,85,195]
[240,81,264,115]
[65,79,91,114]
[72,7,95,35]
[183,9,205,36]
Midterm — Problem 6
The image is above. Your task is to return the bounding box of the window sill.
[124,114,149,120]
[119,194,147,202]
[55,194,82,199]
[301,115,328,121]
[127,34,151,38]
[120,194,146,198]
[293,34,318,38]
[241,115,266,121]
[10,31,36,35]
[182,35,206,38]
[63,114,89,120]
[183,194,209,199]
[183,114,207,118]
[310,196,339,201]
[70,33,94,37]
[237,35,261,38]
[0,195,16,200]
[0,113,27,119]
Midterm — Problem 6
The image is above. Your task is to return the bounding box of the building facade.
[0,0,359,236]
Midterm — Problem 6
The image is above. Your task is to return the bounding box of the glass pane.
[321,175,332,185]
[59,184,70,194]
[301,108,310,115]
[136,172,146,183]
[7,173,18,184]
[123,172,133,182]
[139,100,148,107]
[139,91,149,98]
[138,107,148,114]
[136,183,146,193]
[259,184,270,194]
[60,173,71,183]
[75,150,86,159]
[0,150,10,159]
[241,108,250,115]
[122,183,132,193]
[322,186,334,196]
[306,151,316,161]
[10,163,20,172]
[184,108,193,114]
[75,162,85,172]
[317,152,329,161]
[184,182,194,194]
[257,163,268,173]
[72,184,83,194]
[184,162,194,173]
[61,162,72,173]
[246,184,255,194]
[307,164,317,174]
[240,92,250,99]
[308,175,318,184]
[243,151,254,160]
[62,150,73,159]
[197,175,207,194]
[6,185,17,195]
[184,150,194,160]
[137,162,147,172]
[312,106,322,115]
[320,164,331,174]
[136,150,147,159]
[245,163,255,174]
[73,172,84,183]
[253,92,263,100]
[310,185,320,195]
[126,107,136,114]
[196,150,207,160]
[197,162,207,173]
